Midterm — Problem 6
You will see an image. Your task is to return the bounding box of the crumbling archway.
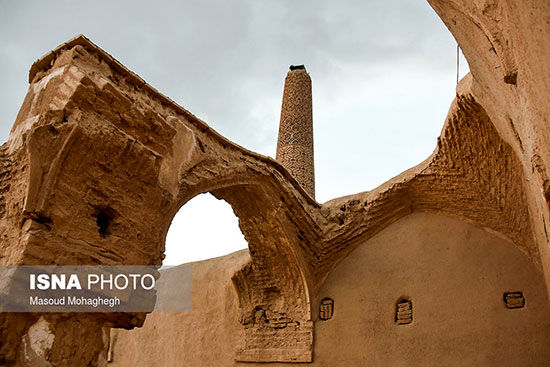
[163,193,247,265]
[3,1,550,361]
[0,35,322,363]
[158,181,316,362]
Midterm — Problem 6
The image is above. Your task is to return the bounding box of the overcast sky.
[0,0,468,265]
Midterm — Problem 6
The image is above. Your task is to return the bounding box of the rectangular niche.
[319,298,334,320]
[504,292,525,309]
[396,300,413,325]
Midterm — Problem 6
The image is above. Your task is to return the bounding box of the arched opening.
[163,193,248,266]
[138,179,316,362]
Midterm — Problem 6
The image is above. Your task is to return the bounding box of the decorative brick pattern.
[276,66,315,198]
[396,300,413,325]
[319,298,334,321]
[504,292,525,309]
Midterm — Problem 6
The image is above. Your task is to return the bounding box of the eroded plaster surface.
[1,0,549,365]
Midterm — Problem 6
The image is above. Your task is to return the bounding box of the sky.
[0,0,469,265]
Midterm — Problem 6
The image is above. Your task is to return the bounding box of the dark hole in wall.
[504,71,518,85]
[197,138,206,153]
[94,206,118,238]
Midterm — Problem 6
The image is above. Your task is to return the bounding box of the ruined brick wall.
[0,36,320,365]
[1,0,550,364]
[427,0,550,301]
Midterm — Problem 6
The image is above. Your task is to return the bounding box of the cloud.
[0,0,469,262]
[0,0,461,151]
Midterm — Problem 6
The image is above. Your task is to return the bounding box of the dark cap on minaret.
[276,65,315,198]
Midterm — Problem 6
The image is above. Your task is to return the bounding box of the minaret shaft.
[276,66,315,198]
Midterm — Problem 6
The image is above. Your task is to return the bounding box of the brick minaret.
[276,65,315,198]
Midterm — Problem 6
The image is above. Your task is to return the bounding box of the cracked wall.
[1,0,550,365]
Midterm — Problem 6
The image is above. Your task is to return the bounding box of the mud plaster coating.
[111,213,550,366]
[1,0,550,365]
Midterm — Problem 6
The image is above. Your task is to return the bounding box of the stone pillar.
[276,65,315,198]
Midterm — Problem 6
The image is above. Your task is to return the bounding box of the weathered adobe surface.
[111,213,550,366]
[1,0,549,364]
[0,36,321,365]
[426,0,550,290]
[319,77,536,282]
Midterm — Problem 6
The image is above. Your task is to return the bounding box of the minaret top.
[289,64,306,71]
[275,65,315,198]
